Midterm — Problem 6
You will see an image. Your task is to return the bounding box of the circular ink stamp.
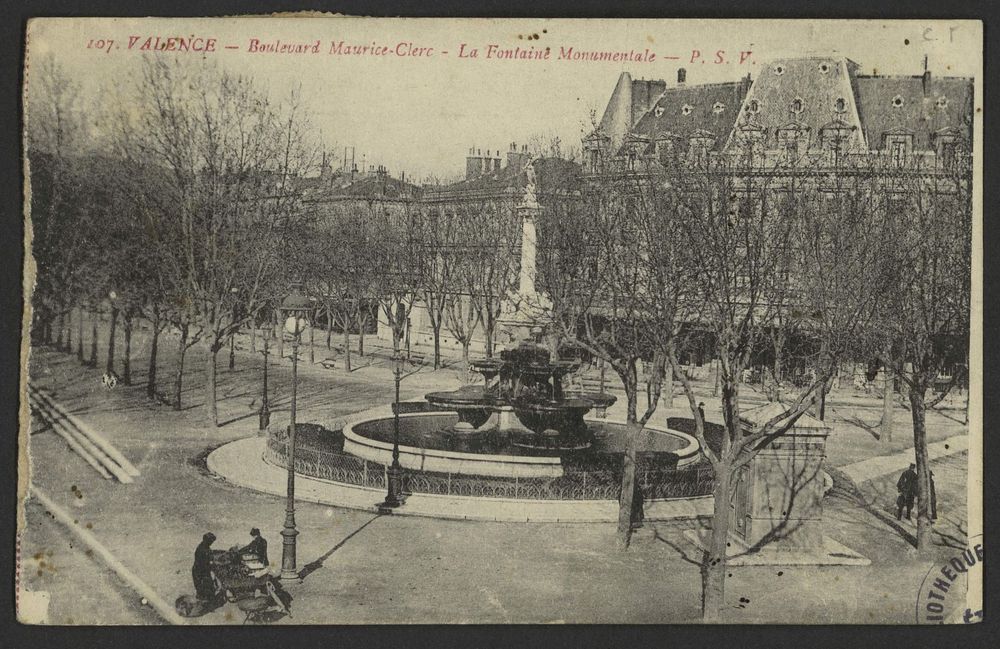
[915,534,983,624]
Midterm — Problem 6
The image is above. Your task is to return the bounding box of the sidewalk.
[207,437,712,523]
[838,434,969,484]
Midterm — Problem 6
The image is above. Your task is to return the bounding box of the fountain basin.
[342,404,701,480]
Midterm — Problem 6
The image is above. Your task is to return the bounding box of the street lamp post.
[278,282,312,582]
[381,352,405,510]
[258,318,272,432]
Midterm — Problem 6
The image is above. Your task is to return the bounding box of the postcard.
[18,16,982,624]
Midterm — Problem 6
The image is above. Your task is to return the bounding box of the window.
[884,133,913,166]
[688,136,713,166]
[681,104,693,116]
[891,95,905,108]
[790,98,804,114]
[657,136,678,164]
[654,106,664,117]
[936,96,949,109]
[746,99,760,114]
[834,97,846,113]
[819,62,831,74]
[774,65,785,75]
[712,102,725,114]
[940,141,958,169]
[778,127,809,161]
[588,148,600,172]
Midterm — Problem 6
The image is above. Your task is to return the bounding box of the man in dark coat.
[896,463,917,521]
[698,402,706,426]
[240,527,269,567]
[192,532,217,600]
[929,471,938,521]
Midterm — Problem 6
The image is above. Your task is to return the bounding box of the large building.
[363,56,973,363]
[585,56,972,172]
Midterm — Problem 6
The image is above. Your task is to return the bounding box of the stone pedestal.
[730,402,831,552]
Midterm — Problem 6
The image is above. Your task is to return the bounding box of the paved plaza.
[20,324,971,624]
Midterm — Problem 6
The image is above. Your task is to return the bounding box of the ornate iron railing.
[265,437,713,501]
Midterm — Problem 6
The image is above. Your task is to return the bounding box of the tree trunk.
[55,313,64,350]
[326,306,332,349]
[207,345,219,427]
[664,372,674,408]
[250,321,257,353]
[147,321,160,400]
[881,367,894,442]
[485,320,494,358]
[461,339,471,363]
[702,467,731,621]
[89,310,99,367]
[357,312,366,356]
[76,306,84,362]
[909,382,932,552]
[106,307,119,375]
[309,321,315,364]
[122,313,133,385]
[616,369,640,550]
[173,324,188,411]
[229,333,236,370]
[64,310,72,353]
[432,322,441,369]
[343,327,352,372]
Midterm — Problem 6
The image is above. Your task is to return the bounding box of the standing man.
[896,463,917,521]
[698,402,706,427]
[192,532,217,600]
[929,471,938,521]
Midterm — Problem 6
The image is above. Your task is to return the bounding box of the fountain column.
[517,200,540,296]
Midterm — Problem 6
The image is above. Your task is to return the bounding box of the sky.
[25,17,982,181]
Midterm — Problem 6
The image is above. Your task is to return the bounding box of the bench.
[320,358,337,370]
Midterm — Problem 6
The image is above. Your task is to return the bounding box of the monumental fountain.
[339,160,701,479]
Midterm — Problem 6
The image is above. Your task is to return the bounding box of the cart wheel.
[267,581,291,618]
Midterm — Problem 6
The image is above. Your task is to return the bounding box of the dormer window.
[712,102,725,114]
[688,132,715,166]
[936,96,949,109]
[656,134,681,164]
[681,104,693,116]
[834,97,846,113]
[790,98,804,114]
[820,120,855,156]
[891,95,905,109]
[818,62,831,74]
[777,123,810,162]
[884,132,913,166]
[932,130,962,169]
[746,99,760,114]
[774,65,785,75]
[654,106,665,117]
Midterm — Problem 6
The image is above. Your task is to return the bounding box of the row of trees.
[538,139,971,618]
[29,57,319,426]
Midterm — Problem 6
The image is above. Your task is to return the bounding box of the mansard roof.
[611,55,973,155]
[631,80,750,150]
[853,74,973,149]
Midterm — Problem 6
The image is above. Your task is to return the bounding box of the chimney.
[677,68,687,85]
[507,141,529,173]
[466,146,484,180]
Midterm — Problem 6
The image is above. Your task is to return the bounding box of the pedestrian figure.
[930,471,938,521]
[192,532,218,600]
[896,463,917,521]
[698,402,706,426]
[240,527,269,567]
